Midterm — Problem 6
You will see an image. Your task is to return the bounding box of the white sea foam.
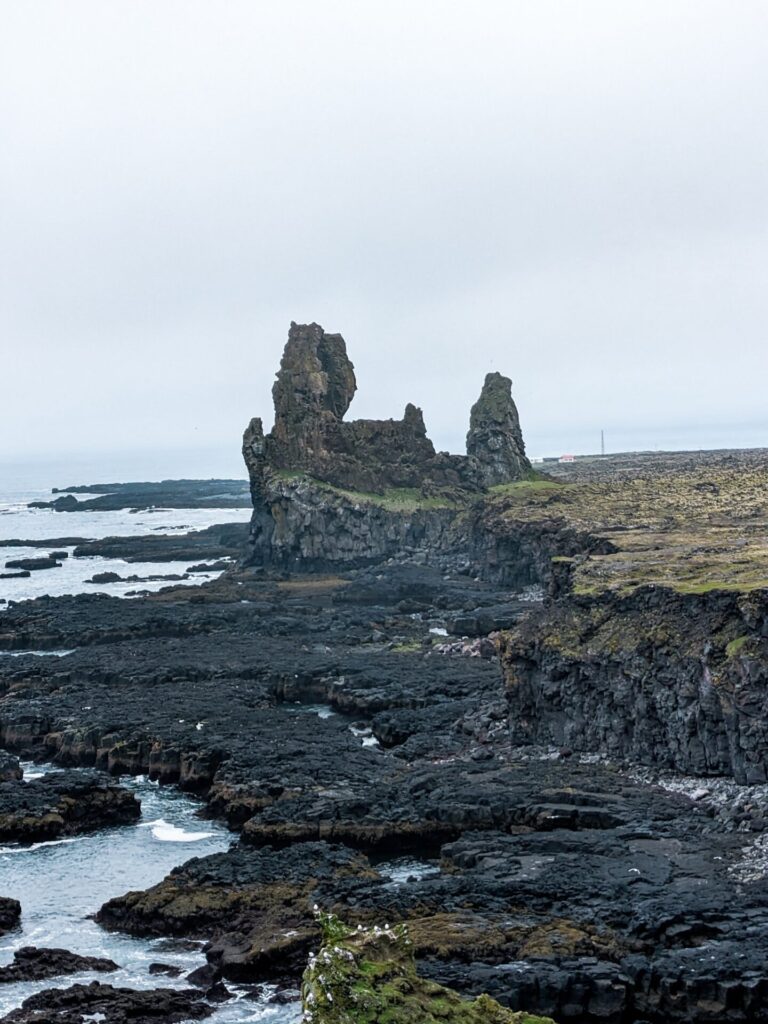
[139,818,215,842]
[0,837,83,855]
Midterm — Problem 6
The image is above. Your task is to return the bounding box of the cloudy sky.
[2,1,767,484]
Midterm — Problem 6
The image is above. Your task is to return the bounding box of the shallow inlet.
[0,769,300,1022]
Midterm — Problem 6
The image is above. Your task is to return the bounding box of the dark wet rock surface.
[0,947,118,984]
[71,522,247,563]
[3,559,61,573]
[2,557,768,1021]
[0,753,22,782]
[0,899,21,936]
[0,981,213,1022]
[0,769,140,842]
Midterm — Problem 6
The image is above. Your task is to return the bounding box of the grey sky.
[2,1,767,481]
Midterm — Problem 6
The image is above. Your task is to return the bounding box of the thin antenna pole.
[601,430,605,456]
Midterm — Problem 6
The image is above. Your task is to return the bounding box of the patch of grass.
[489,479,565,498]
[487,456,768,597]
[320,482,464,512]
[726,635,750,657]
[389,640,422,654]
[270,471,465,510]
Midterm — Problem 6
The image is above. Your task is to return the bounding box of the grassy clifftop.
[485,450,768,596]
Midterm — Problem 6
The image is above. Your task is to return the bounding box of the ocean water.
[0,483,301,1019]
[0,488,251,602]
[0,771,300,1022]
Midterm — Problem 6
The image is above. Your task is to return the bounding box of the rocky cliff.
[501,586,768,783]
[243,322,531,568]
[487,450,768,783]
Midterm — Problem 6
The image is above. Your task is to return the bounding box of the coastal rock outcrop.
[0,982,213,1023]
[0,769,140,843]
[243,322,531,568]
[467,372,529,487]
[0,947,118,984]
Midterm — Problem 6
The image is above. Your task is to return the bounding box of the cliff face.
[243,322,531,568]
[500,586,768,783]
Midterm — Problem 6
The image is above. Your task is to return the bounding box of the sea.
[0,482,300,1021]
[0,488,251,602]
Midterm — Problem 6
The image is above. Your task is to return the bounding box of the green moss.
[302,912,555,1024]
[273,472,465,511]
[273,469,305,482]
[324,484,463,511]
[726,635,750,658]
[389,640,422,654]
[484,461,768,597]
[488,479,564,498]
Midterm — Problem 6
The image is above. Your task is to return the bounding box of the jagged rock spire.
[270,322,357,465]
[466,372,530,486]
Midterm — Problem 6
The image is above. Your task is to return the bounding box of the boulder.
[0,947,118,983]
[0,897,21,935]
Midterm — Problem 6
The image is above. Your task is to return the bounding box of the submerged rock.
[301,912,553,1024]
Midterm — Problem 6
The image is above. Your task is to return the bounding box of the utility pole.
[601,430,605,457]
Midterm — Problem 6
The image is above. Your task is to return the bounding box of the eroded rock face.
[500,587,768,783]
[270,322,357,466]
[245,322,479,496]
[467,372,530,487]
[243,321,531,568]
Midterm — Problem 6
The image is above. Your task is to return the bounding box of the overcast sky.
[2,1,767,483]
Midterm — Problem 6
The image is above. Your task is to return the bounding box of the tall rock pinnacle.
[466,372,530,486]
[270,322,357,466]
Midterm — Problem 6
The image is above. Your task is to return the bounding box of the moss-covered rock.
[301,912,554,1024]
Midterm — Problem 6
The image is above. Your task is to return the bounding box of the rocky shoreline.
[3,553,768,1021]
[2,328,768,1022]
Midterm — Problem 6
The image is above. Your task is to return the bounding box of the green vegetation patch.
[302,912,555,1024]
[485,457,768,598]
[726,635,750,658]
[324,484,464,511]
[272,472,466,511]
[388,640,422,654]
